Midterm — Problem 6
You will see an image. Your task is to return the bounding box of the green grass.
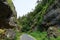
[28,31,47,40]
[14,30,21,40]
[14,32,20,40]
[14,31,60,40]
[28,31,60,40]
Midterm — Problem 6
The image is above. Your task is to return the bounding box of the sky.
[12,0,37,18]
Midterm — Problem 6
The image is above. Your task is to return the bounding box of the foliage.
[17,0,55,32]
[7,0,17,18]
[15,0,60,40]
[28,31,60,40]
[14,30,21,40]
[0,29,5,34]
[28,31,47,40]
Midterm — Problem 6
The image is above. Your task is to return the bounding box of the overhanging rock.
[0,0,17,29]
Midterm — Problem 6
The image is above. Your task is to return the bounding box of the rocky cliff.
[41,0,60,29]
[0,0,17,29]
[40,0,60,38]
[0,0,17,40]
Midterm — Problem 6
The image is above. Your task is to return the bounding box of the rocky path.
[20,34,36,40]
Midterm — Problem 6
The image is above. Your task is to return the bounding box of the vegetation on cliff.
[0,0,60,40]
[0,0,17,40]
[18,0,54,32]
[17,0,60,40]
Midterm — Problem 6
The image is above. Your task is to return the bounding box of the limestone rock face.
[5,29,16,40]
[41,0,60,38]
[41,0,60,28]
[0,0,17,28]
[0,0,17,40]
[47,26,60,38]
